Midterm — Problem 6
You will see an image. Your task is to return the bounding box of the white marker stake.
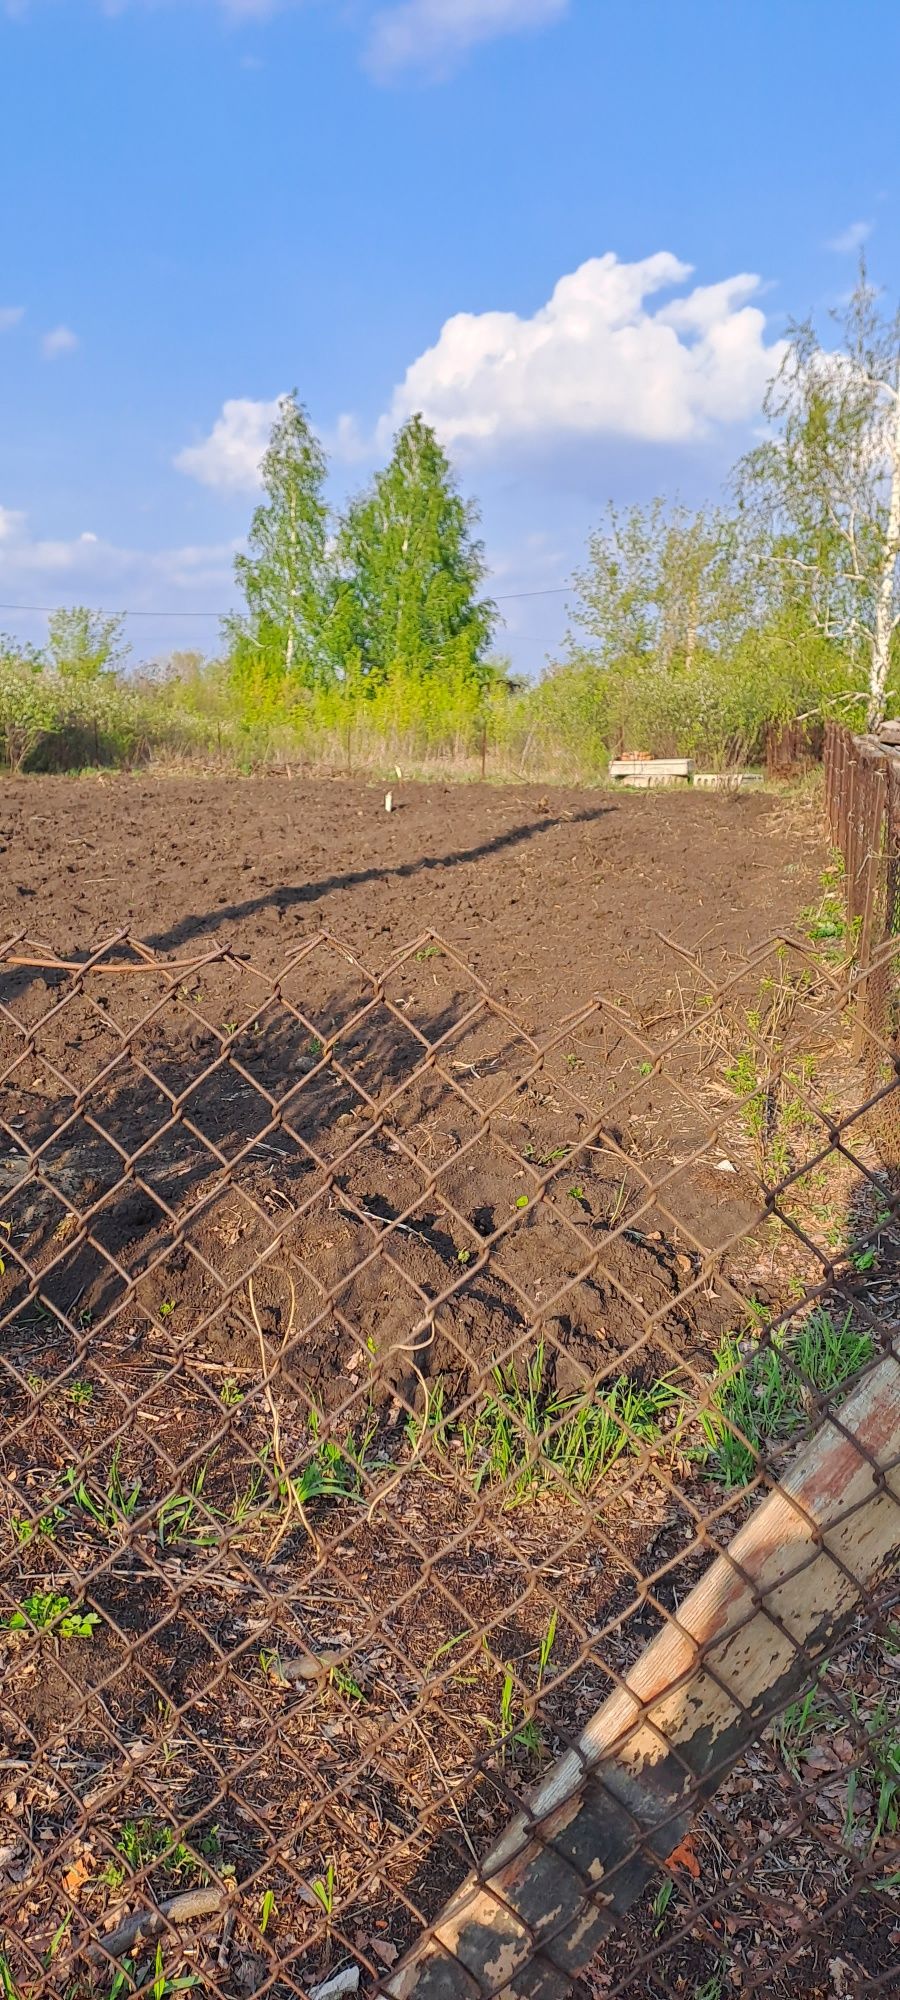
[385,791,393,813]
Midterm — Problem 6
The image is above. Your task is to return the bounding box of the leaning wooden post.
[386,1349,900,2000]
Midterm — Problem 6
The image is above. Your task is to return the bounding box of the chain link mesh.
[1,886,899,1999]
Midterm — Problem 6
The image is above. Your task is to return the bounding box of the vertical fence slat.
[825,726,900,1164]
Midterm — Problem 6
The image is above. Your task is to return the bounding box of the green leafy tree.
[226,392,332,705]
[46,606,129,681]
[566,498,756,676]
[739,266,900,728]
[334,415,497,692]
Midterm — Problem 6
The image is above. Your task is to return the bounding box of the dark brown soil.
[2,777,896,1999]
[0,775,822,1018]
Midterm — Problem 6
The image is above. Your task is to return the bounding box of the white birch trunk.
[285,486,297,678]
[868,373,900,729]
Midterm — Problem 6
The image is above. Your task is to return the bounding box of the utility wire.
[0,603,223,619]
[0,584,570,619]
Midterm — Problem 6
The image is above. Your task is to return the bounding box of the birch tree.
[739,268,900,729]
[227,392,332,702]
[565,499,755,676]
[334,415,497,691]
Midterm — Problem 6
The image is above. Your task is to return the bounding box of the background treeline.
[3,269,900,782]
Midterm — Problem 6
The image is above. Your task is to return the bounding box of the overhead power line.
[0,602,224,619]
[0,584,571,620]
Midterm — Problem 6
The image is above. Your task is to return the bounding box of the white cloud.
[366,0,566,76]
[0,506,27,542]
[175,395,282,492]
[10,0,567,79]
[326,411,372,464]
[373,251,783,453]
[211,0,284,15]
[42,325,79,359]
[0,306,24,332]
[0,503,237,608]
[826,220,873,254]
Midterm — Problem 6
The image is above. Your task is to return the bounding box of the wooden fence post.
[851,749,888,1060]
[386,1349,900,2000]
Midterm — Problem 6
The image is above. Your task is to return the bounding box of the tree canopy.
[226,391,332,704]
[333,415,497,691]
[738,267,900,727]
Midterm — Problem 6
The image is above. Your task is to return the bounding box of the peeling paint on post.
[385,1350,900,2000]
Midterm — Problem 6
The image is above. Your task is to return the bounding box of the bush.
[0,648,58,773]
[0,610,883,785]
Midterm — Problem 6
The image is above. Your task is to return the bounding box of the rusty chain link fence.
[825,722,900,1170]
[2,890,900,2000]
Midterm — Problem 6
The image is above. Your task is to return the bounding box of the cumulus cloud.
[0,307,24,333]
[174,395,283,492]
[366,0,567,78]
[0,503,237,611]
[826,219,873,254]
[0,506,28,542]
[374,251,783,453]
[42,325,79,359]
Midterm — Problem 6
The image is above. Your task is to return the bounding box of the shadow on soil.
[144,802,615,953]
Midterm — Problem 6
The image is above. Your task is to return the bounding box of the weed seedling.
[0,1956,19,2000]
[291,1437,360,1508]
[848,1698,900,1848]
[699,1308,875,1489]
[4,1592,98,1639]
[11,1507,64,1546]
[772,1680,835,1777]
[652,1877,674,1932]
[66,1443,141,1533]
[498,1669,541,1760]
[260,1889,276,1936]
[793,1308,874,1393]
[535,1608,558,1692]
[329,1664,365,1703]
[311,1861,336,1919]
[44,1911,73,1964]
[230,1463,266,1526]
[220,1377,243,1408]
[151,1942,198,1999]
[693,1969,726,2000]
[463,1346,677,1502]
[156,1462,213,1547]
[114,1817,196,1882]
[406,1380,449,1455]
[159,1300,175,1318]
[66,1379,93,1408]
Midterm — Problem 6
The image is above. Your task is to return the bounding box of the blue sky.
[1,0,898,675]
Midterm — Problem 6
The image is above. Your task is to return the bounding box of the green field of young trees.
[3,270,900,781]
